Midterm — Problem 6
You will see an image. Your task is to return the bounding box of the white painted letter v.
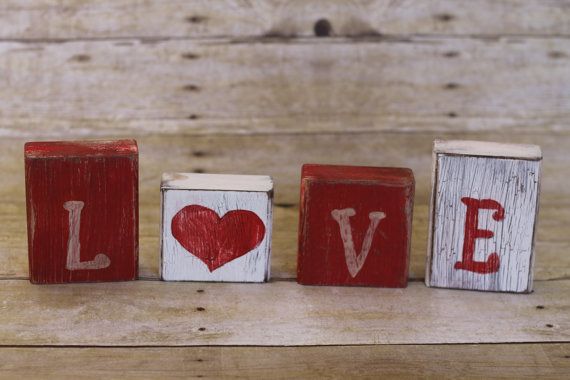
[331,208,386,278]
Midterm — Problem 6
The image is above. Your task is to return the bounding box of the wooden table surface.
[0,1,569,378]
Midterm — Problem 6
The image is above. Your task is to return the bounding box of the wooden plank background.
[0,1,569,378]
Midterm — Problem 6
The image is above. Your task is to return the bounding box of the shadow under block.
[25,139,139,284]
[426,140,542,293]
[297,164,415,287]
[160,173,274,282]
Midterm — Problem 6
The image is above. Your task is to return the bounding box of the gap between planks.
[2,34,570,44]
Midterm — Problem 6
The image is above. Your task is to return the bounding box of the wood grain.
[0,0,569,39]
[1,344,569,379]
[0,279,568,346]
[0,0,568,377]
[0,37,568,137]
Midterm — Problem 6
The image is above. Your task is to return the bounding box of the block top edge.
[161,172,273,192]
[25,139,138,158]
[433,140,542,160]
[301,164,414,186]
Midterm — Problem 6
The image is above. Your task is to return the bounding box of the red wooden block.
[297,164,414,287]
[25,139,138,284]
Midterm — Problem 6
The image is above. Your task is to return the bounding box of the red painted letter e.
[454,197,505,274]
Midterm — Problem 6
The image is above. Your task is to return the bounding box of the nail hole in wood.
[192,150,207,157]
[186,15,207,24]
[443,51,459,58]
[447,112,458,118]
[435,13,455,22]
[188,114,199,120]
[196,307,206,312]
[314,19,333,37]
[548,51,566,59]
[182,84,200,92]
[198,327,206,331]
[70,54,91,63]
[197,289,204,293]
[182,52,200,60]
[536,305,545,309]
[546,323,554,328]
[444,82,460,90]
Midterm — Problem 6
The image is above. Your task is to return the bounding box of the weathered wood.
[0,344,569,379]
[0,132,569,281]
[0,0,569,40]
[161,173,273,282]
[0,279,568,346]
[0,37,568,137]
[25,140,139,284]
[427,140,542,293]
[298,164,414,287]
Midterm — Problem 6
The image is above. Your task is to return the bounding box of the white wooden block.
[160,173,273,282]
[426,140,542,293]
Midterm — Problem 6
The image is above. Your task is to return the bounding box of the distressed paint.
[160,173,273,282]
[427,140,541,293]
[25,139,139,284]
[297,164,414,287]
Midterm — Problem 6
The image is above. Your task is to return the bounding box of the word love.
[25,140,139,284]
[161,173,273,283]
[427,140,541,293]
[24,138,542,295]
[298,164,414,288]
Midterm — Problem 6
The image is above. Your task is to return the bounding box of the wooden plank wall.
[0,1,569,378]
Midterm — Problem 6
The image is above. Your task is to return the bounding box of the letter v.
[331,208,386,278]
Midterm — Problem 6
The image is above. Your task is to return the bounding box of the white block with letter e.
[426,140,541,293]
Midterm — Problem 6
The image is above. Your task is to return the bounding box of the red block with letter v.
[297,164,414,287]
[25,140,138,284]
[426,140,542,293]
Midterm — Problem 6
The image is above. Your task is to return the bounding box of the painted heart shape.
[171,205,265,272]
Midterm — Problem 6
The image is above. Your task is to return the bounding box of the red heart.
[171,205,266,272]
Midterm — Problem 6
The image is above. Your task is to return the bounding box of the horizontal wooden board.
[0,37,569,137]
[1,132,569,281]
[0,279,568,346]
[0,344,569,379]
[0,1,569,40]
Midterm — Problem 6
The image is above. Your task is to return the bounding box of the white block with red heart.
[160,173,273,282]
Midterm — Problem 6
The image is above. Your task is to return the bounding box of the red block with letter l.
[25,139,139,284]
[297,164,414,287]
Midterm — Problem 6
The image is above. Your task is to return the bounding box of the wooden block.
[297,164,415,287]
[25,139,139,284]
[426,140,542,293]
[160,173,273,282]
